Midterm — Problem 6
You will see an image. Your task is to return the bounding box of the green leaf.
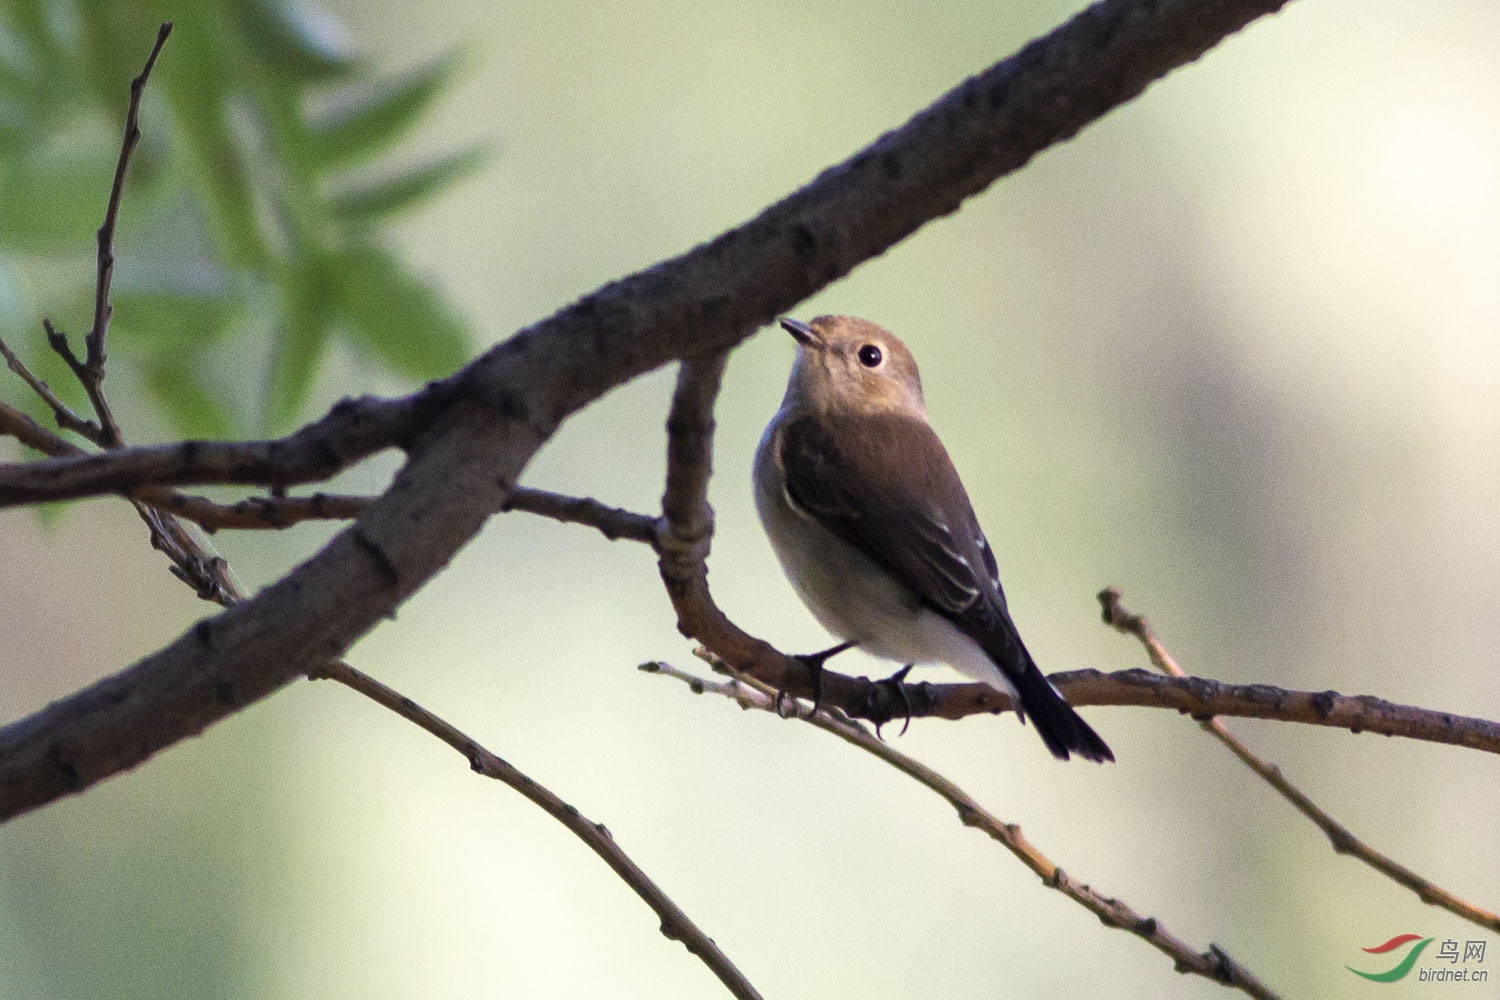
[0,148,119,250]
[33,498,77,529]
[154,18,273,270]
[0,39,40,113]
[142,357,235,439]
[331,244,469,380]
[266,256,334,427]
[231,0,357,83]
[109,290,238,356]
[330,144,488,221]
[308,51,460,172]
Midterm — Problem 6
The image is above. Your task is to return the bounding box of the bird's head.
[779,315,925,417]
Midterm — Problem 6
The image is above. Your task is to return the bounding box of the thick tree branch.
[1099,589,1500,934]
[0,0,1295,821]
[645,660,1280,999]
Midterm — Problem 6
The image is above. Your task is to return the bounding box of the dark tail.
[984,622,1113,762]
[1010,656,1114,762]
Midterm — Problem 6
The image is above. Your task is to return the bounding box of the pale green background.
[2,1,1499,997]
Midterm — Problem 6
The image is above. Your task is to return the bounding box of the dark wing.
[780,413,1113,763]
[778,412,999,623]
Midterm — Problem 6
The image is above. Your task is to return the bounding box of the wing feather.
[779,414,993,619]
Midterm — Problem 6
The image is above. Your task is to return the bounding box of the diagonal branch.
[1099,588,1500,934]
[0,337,103,442]
[0,0,1297,822]
[314,660,763,1000]
[644,659,1280,1000]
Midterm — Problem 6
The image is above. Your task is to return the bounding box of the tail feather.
[1010,661,1114,762]
[982,619,1113,762]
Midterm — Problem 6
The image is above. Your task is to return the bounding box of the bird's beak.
[780,317,823,349]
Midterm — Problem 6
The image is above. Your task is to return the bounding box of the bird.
[753,315,1113,762]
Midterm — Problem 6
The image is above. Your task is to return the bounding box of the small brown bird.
[753,315,1112,761]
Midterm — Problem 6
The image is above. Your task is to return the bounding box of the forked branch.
[1099,588,1500,934]
[645,660,1280,1000]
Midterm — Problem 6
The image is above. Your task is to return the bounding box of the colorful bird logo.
[1346,934,1434,982]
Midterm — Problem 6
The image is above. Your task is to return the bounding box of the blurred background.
[1,0,1497,997]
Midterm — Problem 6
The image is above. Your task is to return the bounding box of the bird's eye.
[857,344,883,368]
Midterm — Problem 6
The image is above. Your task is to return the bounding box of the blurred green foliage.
[0,0,482,436]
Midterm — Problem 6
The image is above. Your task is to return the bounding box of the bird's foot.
[775,640,856,718]
[872,665,915,740]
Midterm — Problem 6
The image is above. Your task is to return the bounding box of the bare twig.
[0,398,84,458]
[0,337,103,442]
[312,660,762,1000]
[163,491,374,531]
[651,350,843,713]
[0,397,646,538]
[645,659,1280,999]
[1099,588,1500,934]
[502,486,658,543]
[0,389,446,507]
[0,398,375,536]
[76,22,172,446]
[40,23,173,448]
[1047,669,1500,754]
[149,502,761,992]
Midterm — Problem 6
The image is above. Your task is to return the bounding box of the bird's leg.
[872,665,915,740]
[778,639,857,718]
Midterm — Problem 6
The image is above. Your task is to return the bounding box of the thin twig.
[644,659,1280,1000]
[0,390,446,506]
[311,660,763,1000]
[161,491,373,532]
[502,486,658,543]
[81,22,172,446]
[1099,588,1500,934]
[0,336,103,442]
[0,399,85,458]
[652,352,814,710]
[0,398,372,535]
[24,23,240,601]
